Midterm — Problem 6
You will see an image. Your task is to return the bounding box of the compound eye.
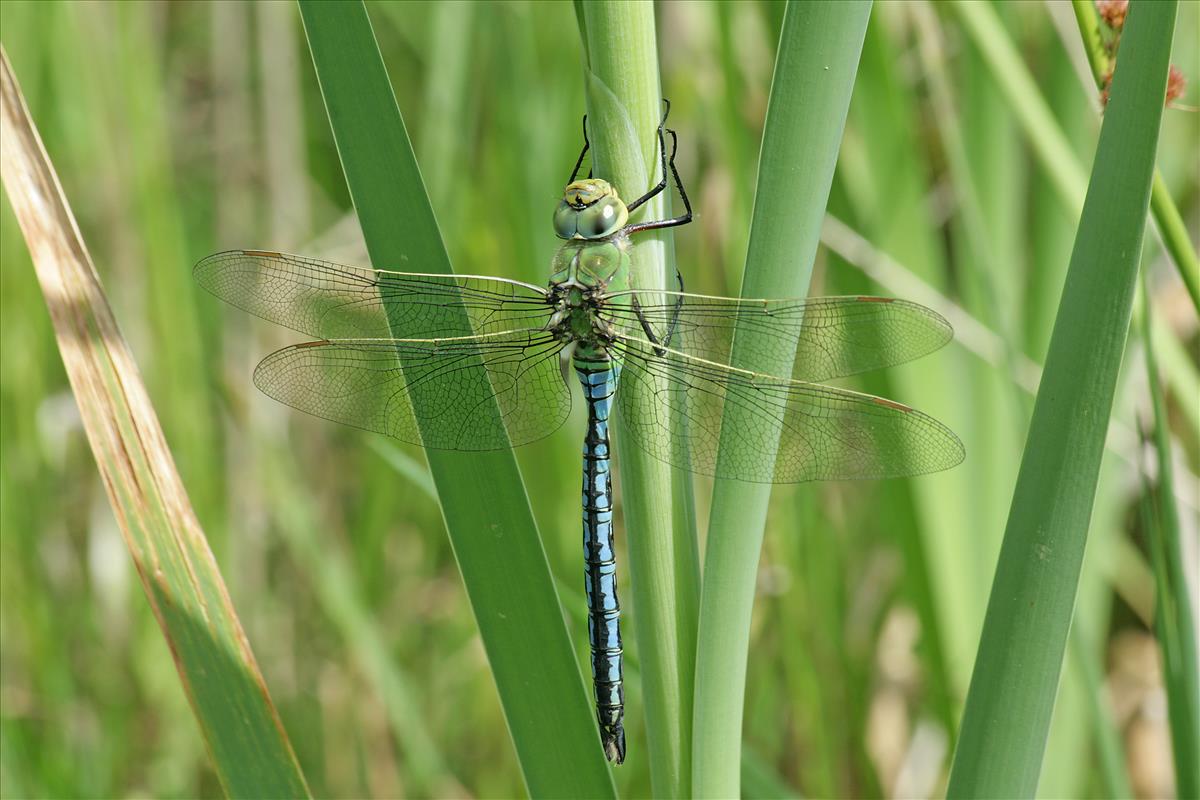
[581,199,622,238]
[552,202,576,239]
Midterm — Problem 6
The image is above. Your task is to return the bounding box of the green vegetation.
[1,2,1196,798]
[947,1,1177,795]
[0,48,307,800]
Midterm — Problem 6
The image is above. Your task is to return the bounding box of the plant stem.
[1070,0,1200,314]
[577,4,701,794]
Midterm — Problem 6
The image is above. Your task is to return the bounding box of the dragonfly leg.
[663,267,685,349]
[631,294,663,356]
[623,127,694,235]
[629,266,685,357]
[625,99,672,213]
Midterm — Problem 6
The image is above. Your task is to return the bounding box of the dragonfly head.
[553,179,629,241]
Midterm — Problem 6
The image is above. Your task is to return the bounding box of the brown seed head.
[1166,65,1187,107]
[1096,0,1128,30]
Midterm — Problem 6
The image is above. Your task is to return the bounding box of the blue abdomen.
[575,353,626,764]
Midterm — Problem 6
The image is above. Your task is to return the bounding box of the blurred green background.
[1,1,1196,798]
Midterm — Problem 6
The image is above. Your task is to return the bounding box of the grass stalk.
[576,4,701,793]
[951,0,1200,317]
[950,1,1199,435]
[692,4,871,796]
[1139,274,1200,800]
[104,3,225,522]
[948,1,1089,214]
[836,7,970,751]
[295,4,615,794]
[1070,0,1200,317]
[262,447,454,795]
[0,48,309,799]
[945,2,1177,795]
[1067,624,1134,798]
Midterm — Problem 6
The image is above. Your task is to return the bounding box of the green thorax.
[547,237,633,355]
[549,237,631,290]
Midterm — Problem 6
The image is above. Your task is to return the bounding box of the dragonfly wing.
[612,334,963,483]
[254,330,570,450]
[602,292,952,383]
[195,250,554,340]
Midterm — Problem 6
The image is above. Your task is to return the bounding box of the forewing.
[603,292,952,383]
[195,250,553,339]
[253,330,570,450]
[612,334,963,483]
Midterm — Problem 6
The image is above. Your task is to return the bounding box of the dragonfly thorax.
[553,179,630,241]
[547,281,613,345]
[545,236,632,347]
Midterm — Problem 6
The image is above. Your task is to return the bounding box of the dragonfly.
[195,102,963,765]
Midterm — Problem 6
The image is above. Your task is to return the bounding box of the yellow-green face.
[552,179,630,240]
